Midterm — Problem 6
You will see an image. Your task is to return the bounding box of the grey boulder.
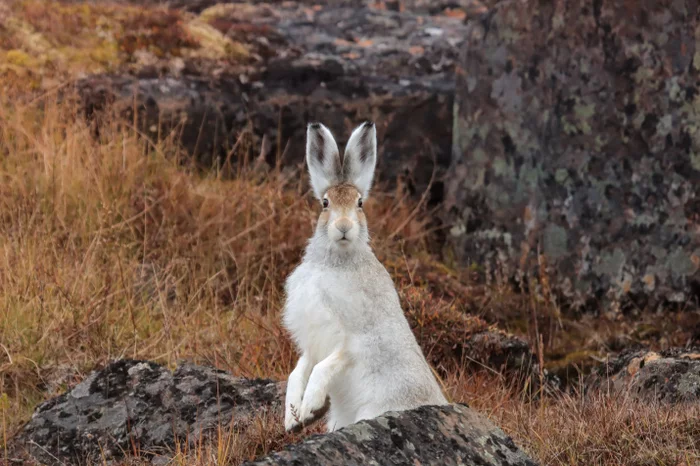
[11,359,283,465]
[247,404,537,466]
[589,348,700,403]
[447,0,700,309]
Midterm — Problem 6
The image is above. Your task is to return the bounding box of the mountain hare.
[283,121,447,433]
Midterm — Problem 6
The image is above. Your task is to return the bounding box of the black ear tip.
[308,122,322,130]
[362,121,375,128]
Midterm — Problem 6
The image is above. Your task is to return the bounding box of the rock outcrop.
[101,0,490,19]
[78,0,471,198]
[10,359,537,465]
[11,359,283,465]
[246,403,537,466]
[447,0,700,310]
[590,348,700,403]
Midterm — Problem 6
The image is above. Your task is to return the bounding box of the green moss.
[185,19,248,61]
[554,168,569,185]
[0,0,251,91]
[88,42,120,67]
[4,49,35,67]
[573,102,595,135]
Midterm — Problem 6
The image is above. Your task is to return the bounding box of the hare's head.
[306,121,377,248]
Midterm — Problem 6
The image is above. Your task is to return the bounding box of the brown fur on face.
[326,183,360,208]
[319,183,367,226]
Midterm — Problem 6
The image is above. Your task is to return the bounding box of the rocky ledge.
[589,348,700,403]
[9,359,536,465]
[247,403,537,466]
[77,0,473,198]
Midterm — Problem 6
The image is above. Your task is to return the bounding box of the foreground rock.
[590,348,700,403]
[79,0,469,197]
[447,0,700,309]
[247,404,537,466]
[11,359,537,465]
[11,360,283,465]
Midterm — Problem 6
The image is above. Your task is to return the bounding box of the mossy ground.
[0,0,247,91]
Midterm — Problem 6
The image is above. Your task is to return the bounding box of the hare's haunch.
[283,121,447,433]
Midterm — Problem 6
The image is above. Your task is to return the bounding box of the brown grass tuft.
[447,371,700,466]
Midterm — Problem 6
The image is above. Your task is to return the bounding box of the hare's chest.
[283,267,357,361]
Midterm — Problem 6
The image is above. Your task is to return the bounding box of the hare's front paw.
[298,388,331,427]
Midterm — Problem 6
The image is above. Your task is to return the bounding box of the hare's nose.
[335,218,352,234]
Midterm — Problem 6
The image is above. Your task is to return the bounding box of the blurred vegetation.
[0,0,247,91]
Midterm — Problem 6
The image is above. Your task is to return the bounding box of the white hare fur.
[283,121,447,433]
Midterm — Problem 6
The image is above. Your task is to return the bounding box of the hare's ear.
[342,121,377,198]
[306,123,341,199]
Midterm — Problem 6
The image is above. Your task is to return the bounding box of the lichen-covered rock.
[120,0,490,16]
[78,0,469,198]
[447,0,700,310]
[589,348,700,403]
[11,359,283,465]
[11,360,537,466]
[246,404,538,466]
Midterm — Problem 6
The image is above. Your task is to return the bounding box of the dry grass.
[0,93,439,460]
[0,0,248,92]
[448,371,700,466]
[101,374,700,466]
[0,93,698,465]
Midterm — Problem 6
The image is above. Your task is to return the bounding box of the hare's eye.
[322,198,329,208]
[358,198,363,208]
